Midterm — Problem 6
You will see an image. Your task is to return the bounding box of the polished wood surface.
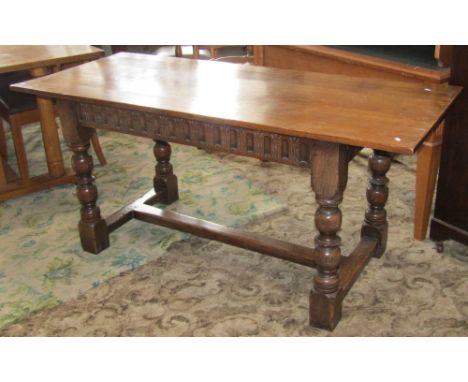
[0,45,103,73]
[13,53,461,155]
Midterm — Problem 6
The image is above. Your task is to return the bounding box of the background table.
[0,45,104,200]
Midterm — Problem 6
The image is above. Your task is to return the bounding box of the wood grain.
[0,45,103,73]
[266,46,451,83]
[12,53,462,155]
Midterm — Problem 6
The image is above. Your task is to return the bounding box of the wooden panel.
[263,46,450,83]
[75,101,318,167]
[430,46,468,247]
[12,53,461,154]
[0,45,104,73]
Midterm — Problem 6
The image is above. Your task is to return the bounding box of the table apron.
[74,101,326,167]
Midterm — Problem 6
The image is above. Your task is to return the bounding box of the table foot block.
[309,290,342,331]
[79,219,109,254]
[309,238,379,331]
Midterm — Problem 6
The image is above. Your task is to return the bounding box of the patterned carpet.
[0,125,285,329]
[1,123,467,336]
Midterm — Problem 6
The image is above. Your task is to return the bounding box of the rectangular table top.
[11,52,462,154]
[0,45,103,73]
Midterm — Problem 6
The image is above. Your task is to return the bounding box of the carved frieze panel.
[76,102,318,167]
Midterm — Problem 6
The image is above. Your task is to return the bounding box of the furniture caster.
[436,241,444,253]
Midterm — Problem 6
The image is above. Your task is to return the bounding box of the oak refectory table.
[11,53,461,330]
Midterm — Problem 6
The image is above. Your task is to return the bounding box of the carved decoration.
[75,102,317,167]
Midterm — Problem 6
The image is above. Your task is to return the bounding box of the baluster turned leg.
[153,140,179,204]
[309,143,348,330]
[57,100,109,254]
[361,150,392,258]
[314,196,343,295]
[72,142,109,253]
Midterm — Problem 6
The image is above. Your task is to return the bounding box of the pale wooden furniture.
[175,45,253,61]
[175,45,225,59]
[253,45,452,241]
[0,70,107,183]
[0,45,104,201]
[12,53,461,330]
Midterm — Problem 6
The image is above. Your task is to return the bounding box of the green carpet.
[0,123,285,328]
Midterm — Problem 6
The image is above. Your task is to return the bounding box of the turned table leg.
[309,143,348,330]
[57,100,109,254]
[361,150,392,258]
[72,141,109,253]
[153,140,179,204]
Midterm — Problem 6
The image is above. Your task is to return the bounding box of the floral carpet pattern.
[0,124,285,329]
[0,123,467,336]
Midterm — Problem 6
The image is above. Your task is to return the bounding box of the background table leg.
[0,155,7,187]
[414,123,443,240]
[30,67,65,178]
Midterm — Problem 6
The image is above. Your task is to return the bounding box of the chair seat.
[0,71,37,116]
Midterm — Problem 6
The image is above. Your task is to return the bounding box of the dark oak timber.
[153,140,179,204]
[12,54,462,331]
[361,150,392,258]
[57,100,109,254]
[309,142,348,329]
[135,199,317,268]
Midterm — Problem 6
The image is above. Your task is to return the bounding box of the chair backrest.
[0,71,36,119]
[174,46,254,61]
[212,55,254,64]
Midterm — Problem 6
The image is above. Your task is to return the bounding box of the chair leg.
[192,46,200,59]
[0,118,7,159]
[210,47,218,59]
[90,129,107,166]
[0,153,7,187]
[10,117,29,181]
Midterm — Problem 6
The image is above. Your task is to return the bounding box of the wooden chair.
[0,71,106,183]
[212,55,254,64]
[0,127,7,186]
[175,45,221,59]
[174,46,253,61]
